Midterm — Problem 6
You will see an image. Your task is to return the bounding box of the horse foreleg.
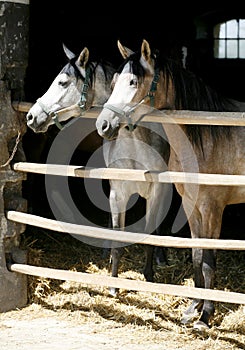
[143,245,154,282]
[143,184,170,281]
[143,191,163,282]
[182,202,223,330]
[179,204,204,325]
[102,213,112,259]
[194,205,223,330]
[184,248,216,330]
[181,247,204,325]
[194,249,216,330]
[108,187,127,296]
[154,183,171,266]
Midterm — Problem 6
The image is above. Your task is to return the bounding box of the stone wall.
[0,0,29,312]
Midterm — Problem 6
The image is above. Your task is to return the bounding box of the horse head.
[95,39,173,140]
[26,44,115,133]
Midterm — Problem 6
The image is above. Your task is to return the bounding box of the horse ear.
[117,40,134,59]
[62,43,76,60]
[141,39,151,63]
[77,47,90,68]
[110,72,119,90]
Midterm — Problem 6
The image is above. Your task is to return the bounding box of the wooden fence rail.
[13,102,245,126]
[6,210,245,250]
[6,210,245,305]
[13,162,245,186]
[8,262,245,305]
[8,102,244,306]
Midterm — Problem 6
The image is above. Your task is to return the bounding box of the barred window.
[214,19,245,58]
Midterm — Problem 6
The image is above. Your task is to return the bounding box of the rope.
[0,130,21,168]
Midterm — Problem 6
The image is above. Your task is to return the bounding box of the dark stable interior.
[22,2,244,239]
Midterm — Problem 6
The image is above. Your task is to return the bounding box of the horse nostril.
[101,120,109,132]
[26,113,33,122]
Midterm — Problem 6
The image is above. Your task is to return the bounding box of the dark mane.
[157,56,240,149]
[159,57,237,112]
[61,56,115,86]
[121,50,239,150]
[117,52,145,82]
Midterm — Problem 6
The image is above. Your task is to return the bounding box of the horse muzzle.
[26,111,50,133]
[96,118,120,140]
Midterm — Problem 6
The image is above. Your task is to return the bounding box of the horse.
[102,111,171,295]
[25,43,170,293]
[95,39,245,329]
[26,44,115,135]
[24,44,116,212]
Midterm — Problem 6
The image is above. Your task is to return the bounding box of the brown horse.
[95,39,245,330]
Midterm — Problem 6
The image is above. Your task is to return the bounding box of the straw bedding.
[11,225,245,349]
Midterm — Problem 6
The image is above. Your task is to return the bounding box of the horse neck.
[91,64,114,107]
[154,72,176,110]
[163,123,201,174]
[92,79,112,106]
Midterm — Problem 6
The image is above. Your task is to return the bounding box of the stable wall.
[0,0,29,311]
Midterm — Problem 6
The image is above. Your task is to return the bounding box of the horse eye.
[130,79,137,87]
[58,80,69,87]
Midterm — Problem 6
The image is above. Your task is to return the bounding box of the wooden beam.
[12,102,245,126]
[9,263,245,304]
[6,211,245,250]
[12,162,245,186]
[12,101,33,113]
[143,109,245,126]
